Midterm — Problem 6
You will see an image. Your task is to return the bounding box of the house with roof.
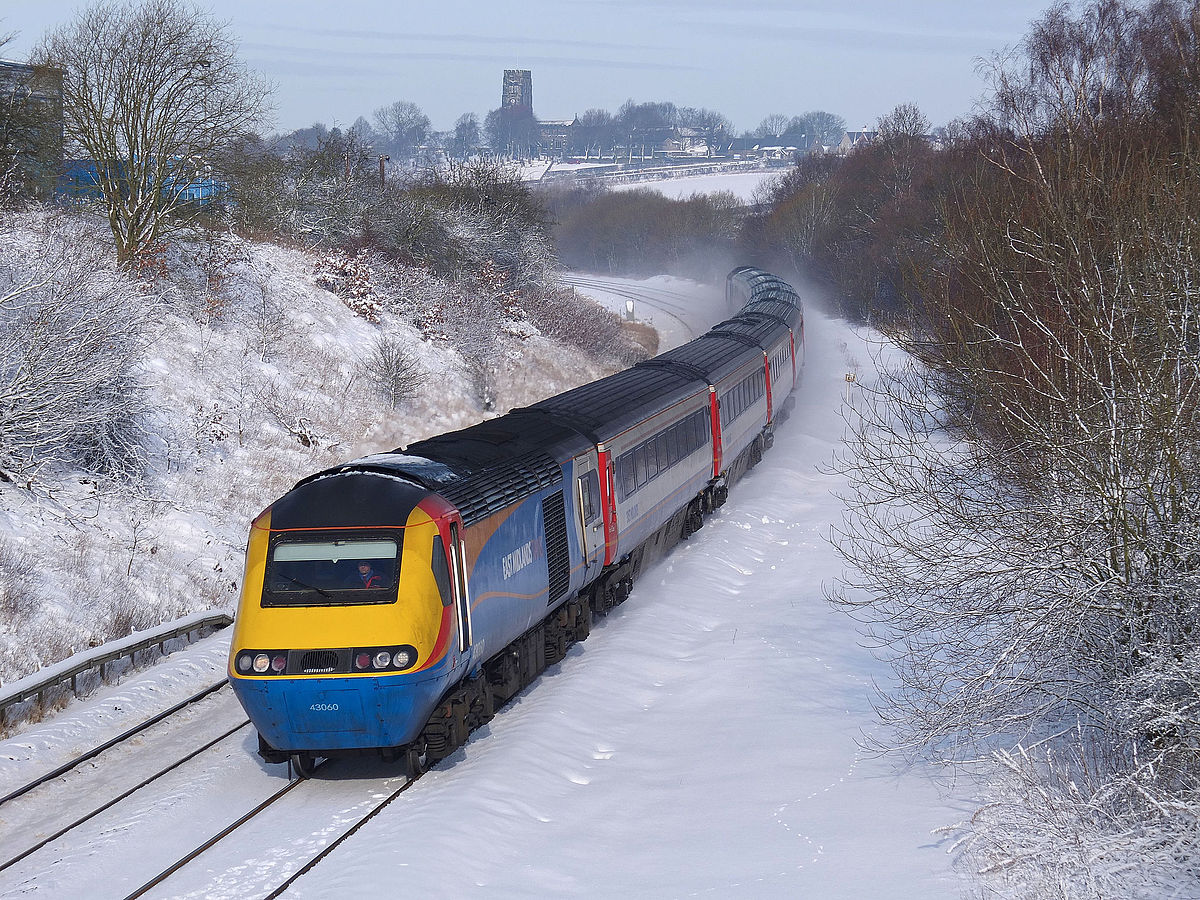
[836,130,878,155]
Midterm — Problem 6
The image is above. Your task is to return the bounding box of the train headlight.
[393,648,413,669]
[252,653,270,673]
[236,653,252,673]
[271,654,287,673]
[355,652,371,670]
[373,650,392,669]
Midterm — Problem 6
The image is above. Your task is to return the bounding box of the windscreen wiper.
[274,572,333,599]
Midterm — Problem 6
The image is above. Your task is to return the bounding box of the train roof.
[517,364,705,441]
[638,335,763,384]
[283,415,592,527]
[741,297,803,329]
[728,267,801,304]
[399,415,593,524]
[274,468,429,529]
[707,312,792,347]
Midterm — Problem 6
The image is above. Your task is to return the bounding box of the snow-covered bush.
[313,248,383,322]
[953,741,1200,900]
[0,536,39,625]
[524,286,653,366]
[0,215,152,481]
[362,334,422,409]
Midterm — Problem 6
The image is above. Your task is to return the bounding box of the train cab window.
[263,535,400,607]
[432,536,453,606]
[578,470,600,524]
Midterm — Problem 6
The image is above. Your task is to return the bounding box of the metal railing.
[0,612,233,726]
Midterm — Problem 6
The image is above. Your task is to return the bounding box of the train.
[227,266,805,777]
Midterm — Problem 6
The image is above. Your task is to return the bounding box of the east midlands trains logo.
[501,538,544,579]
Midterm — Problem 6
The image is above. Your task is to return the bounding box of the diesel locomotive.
[227,267,804,776]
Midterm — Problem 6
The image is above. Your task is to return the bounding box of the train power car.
[227,267,804,776]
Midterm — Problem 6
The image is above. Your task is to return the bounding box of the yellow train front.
[228,462,471,769]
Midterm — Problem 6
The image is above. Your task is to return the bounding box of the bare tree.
[876,101,930,143]
[362,334,421,409]
[450,112,480,159]
[32,0,272,267]
[678,106,733,156]
[785,110,847,148]
[570,108,616,157]
[754,113,790,139]
[373,100,430,159]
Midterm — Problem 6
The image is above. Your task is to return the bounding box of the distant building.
[836,130,878,155]
[497,70,578,159]
[0,59,64,198]
[536,118,573,155]
[60,156,224,207]
[502,69,532,110]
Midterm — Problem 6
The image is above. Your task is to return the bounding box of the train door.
[447,520,472,653]
[762,349,774,423]
[573,452,605,584]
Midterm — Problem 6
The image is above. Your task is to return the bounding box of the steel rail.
[122,767,317,900]
[0,679,230,807]
[264,775,419,899]
[0,719,251,875]
[562,276,698,339]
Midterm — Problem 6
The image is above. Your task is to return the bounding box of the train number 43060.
[309,702,340,711]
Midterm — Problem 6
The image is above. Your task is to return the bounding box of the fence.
[0,611,232,727]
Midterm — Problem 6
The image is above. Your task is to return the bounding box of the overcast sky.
[3,1,1056,135]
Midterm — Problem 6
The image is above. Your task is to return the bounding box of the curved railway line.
[562,274,727,344]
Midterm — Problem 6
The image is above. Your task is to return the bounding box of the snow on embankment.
[0,222,619,693]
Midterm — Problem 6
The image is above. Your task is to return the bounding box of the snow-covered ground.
[0,274,971,898]
[611,170,781,203]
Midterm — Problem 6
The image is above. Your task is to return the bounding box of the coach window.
[620,452,636,499]
[656,433,670,473]
[666,425,680,466]
[635,445,649,487]
[646,439,659,480]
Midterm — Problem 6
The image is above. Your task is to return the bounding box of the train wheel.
[405,738,429,778]
[290,752,317,779]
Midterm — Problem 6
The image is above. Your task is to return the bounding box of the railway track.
[562,274,718,344]
[0,682,421,899]
[0,715,251,876]
[0,679,262,894]
[113,756,420,899]
[0,678,230,807]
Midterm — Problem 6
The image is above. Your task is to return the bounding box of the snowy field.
[0,275,972,898]
[611,170,781,203]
